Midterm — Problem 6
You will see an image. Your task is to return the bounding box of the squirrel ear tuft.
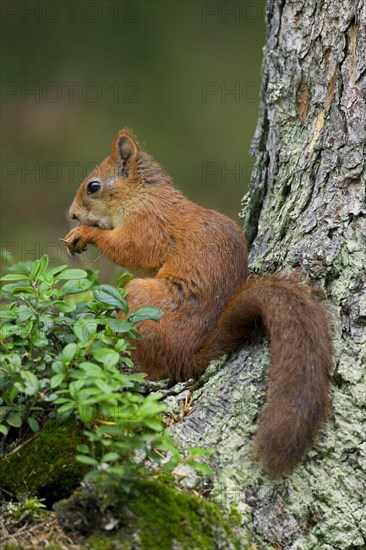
[112,128,139,165]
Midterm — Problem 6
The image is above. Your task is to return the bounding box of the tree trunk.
[171,0,366,547]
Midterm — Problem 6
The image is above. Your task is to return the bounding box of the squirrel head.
[68,128,143,229]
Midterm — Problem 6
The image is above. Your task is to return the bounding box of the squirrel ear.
[112,128,139,167]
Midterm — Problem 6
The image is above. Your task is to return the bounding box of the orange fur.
[63,128,333,475]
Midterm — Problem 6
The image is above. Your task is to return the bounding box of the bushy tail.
[246,276,333,474]
[196,275,333,475]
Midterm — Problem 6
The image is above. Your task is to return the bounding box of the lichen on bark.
[171,0,366,548]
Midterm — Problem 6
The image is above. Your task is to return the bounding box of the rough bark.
[169,1,366,548]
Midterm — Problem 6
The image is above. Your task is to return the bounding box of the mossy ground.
[0,415,246,549]
[120,480,238,549]
[55,480,242,549]
[0,419,87,505]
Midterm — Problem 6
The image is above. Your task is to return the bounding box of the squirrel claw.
[59,236,75,259]
[59,230,89,256]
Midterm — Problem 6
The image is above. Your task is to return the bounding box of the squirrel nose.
[69,209,78,221]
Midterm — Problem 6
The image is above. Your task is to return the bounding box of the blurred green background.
[1,0,265,278]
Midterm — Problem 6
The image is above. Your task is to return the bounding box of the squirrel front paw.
[60,226,91,257]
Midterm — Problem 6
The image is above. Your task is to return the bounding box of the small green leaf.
[0,324,22,338]
[117,272,134,288]
[20,371,41,396]
[51,361,64,374]
[107,318,134,333]
[76,455,98,465]
[84,471,100,481]
[95,425,123,437]
[17,309,34,323]
[115,338,131,353]
[54,301,76,313]
[76,444,90,454]
[128,307,162,323]
[94,285,128,312]
[55,269,88,280]
[31,332,48,348]
[19,321,34,338]
[58,279,92,298]
[138,404,165,419]
[0,424,9,436]
[121,357,135,369]
[78,403,95,425]
[102,452,120,462]
[144,418,163,431]
[92,348,120,368]
[77,361,104,377]
[73,319,98,341]
[37,255,49,277]
[27,416,40,432]
[57,403,74,419]
[94,379,113,394]
[9,386,19,402]
[50,373,65,388]
[0,310,18,319]
[30,259,40,281]
[10,286,37,296]
[7,413,22,427]
[0,273,29,281]
[61,343,77,364]
[3,353,21,368]
[46,264,68,278]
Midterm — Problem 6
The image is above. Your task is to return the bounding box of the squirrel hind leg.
[120,278,201,382]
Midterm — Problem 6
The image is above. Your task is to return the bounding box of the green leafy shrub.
[0,255,183,487]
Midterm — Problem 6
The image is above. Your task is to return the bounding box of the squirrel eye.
[87,181,101,195]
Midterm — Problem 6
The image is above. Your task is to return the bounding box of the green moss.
[127,481,236,548]
[0,419,87,503]
[57,480,242,549]
[84,537,129,549]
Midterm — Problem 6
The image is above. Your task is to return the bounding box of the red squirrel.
[62,128,333,475]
